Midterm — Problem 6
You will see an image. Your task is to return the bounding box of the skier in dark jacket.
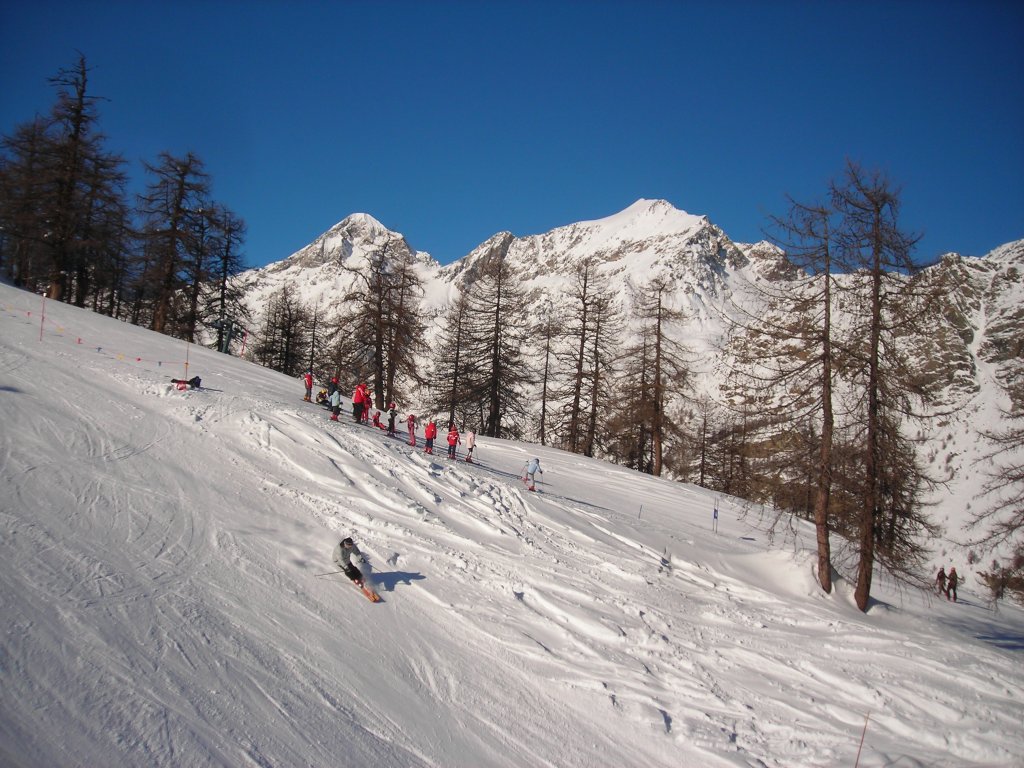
[332,537,367,586]
[945,567,959,602]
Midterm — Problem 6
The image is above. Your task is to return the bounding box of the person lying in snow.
[170,376,201,390]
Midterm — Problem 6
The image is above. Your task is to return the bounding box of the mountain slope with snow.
[232,202,1024,575]
[2,281,1023,767]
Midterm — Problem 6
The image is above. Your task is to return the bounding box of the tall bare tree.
[327,238,426,408]
[620,276,692,476]
[556,259,619,454]
[0,55,129,306]
[831,162,940,611]
[454,251,532,438]
[253,285,313,374]
[137,151,211,335]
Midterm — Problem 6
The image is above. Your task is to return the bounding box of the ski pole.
[854,712,870,767]
[314,569,344,577]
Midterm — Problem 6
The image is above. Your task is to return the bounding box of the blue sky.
[2,1,1022,268]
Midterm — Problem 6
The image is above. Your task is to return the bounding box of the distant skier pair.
[936,566,959,602]
[449,425,478,461]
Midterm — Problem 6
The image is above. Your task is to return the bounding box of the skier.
[386,402,397,437]
[935,567,947,595]
[315,389,328,406]
[447,423,460,459]
[406,413,417,446]
[523,457,543,491]
[372,410,385,429]
[327,376,339,398]
[465,429,477,463]
[424,419,437,454]
[352,382,369,423]
[171,375,202,390]
[329,386,342,421]
[332,537,368,587]
[302,370,314,402]
[946,567,959,602]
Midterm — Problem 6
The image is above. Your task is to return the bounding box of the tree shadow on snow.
[938,611,1024,652]
[372,570,426,593]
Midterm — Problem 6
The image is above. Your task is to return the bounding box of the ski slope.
[1,281,1022,768]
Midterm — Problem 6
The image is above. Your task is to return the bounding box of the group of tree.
[241,152,1021,611]
[715,161,1024,612]
[255,234,431,415]
[971,383,1024,605]
[425,247,694,469]
[0,55,250,350]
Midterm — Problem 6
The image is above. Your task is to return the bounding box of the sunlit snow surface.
[1,281,1022,768]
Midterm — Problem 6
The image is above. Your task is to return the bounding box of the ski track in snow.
[2,285,1023,768]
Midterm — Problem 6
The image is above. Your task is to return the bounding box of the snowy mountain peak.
[584,198,708,238]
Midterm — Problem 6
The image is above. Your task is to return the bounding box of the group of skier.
[304,372,489,462]
[305,372,547,595]
[403,415,478,462]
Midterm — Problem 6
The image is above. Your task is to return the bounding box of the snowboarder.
[935,567,947,595]
[329,387,342,421]
[332,537,368,586]
[424,419,437,454]
[465,429,476,463]
[523,457,543,491]
[302,370,314,402]
[447,423,460,459]
[386,402,397,436]
[946,567,959,602]
[406,413,417,446]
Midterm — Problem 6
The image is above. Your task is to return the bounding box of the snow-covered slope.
[2,282,1023,767]
[239,202,1024,575]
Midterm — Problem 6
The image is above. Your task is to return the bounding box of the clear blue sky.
[2,1,1022,268]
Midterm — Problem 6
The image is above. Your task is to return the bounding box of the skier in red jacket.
[446,423,460,459]
[424,419,438,454]
[302,370,314,402]
[352,382,368,423]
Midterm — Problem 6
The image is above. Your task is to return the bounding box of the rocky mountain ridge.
[236,199,1022,410]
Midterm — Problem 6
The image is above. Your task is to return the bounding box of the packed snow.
[1,280,1022,768]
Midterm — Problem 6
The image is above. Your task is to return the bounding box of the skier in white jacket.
[523,457,543,490]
